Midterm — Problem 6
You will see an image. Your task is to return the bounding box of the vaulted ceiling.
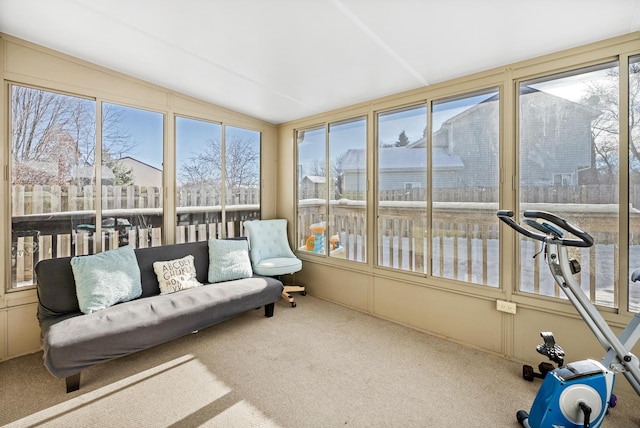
[1,0,639,124]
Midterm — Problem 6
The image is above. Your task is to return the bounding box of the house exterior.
[299,175,326,199]
[340,146,464,197]
[334,88,600,199]
[409,88,601,188]
[118,156,163,188]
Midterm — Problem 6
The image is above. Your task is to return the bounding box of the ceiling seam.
[329,0,429,87]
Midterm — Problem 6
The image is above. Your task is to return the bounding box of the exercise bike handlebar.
[496,210,594,248]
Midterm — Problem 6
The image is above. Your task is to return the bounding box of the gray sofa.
[35,240,283,393]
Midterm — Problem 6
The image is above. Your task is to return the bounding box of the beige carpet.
[1,296,639,427]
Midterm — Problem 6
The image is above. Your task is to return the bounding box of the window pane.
[175,116,223,242]
[630,55,640,312]
[10,85,96,288]
[297,126,327,254]
[431,90,500,286]
[329,117,366,262]
[519,63,619,308]
[377,105,427,272]
[102,103,164,249]
[225,126,261,236]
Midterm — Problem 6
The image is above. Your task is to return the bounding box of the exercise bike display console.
[497,210,640,428]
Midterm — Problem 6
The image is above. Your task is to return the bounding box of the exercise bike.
[497,210,640,428]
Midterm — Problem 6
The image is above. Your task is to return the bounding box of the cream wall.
[277,33,640,397]
[0,34,277,362]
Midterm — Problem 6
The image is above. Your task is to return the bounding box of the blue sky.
[110,104,259,171]
[112,89,499,174]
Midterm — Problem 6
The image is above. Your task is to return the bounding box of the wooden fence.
[11,184,259,216]
[297,198,638,311]
[377,184,622,205]
[10,184,260,287]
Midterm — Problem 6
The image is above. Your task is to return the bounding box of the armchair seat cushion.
[253,257,302,276]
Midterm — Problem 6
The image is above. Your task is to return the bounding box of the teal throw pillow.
[71,245,142,314]
[208,239,253,283]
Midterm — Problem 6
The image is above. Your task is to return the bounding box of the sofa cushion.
[153,255,202,294]
[41,275,283,378]
[253,256,303,276]
[208,239,253,283]
[70,245,142,314]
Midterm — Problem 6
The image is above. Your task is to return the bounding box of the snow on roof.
[302,175,326,184]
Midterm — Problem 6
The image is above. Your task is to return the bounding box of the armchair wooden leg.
[282,285,306,307]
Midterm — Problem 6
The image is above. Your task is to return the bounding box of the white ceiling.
[1,0,639,125]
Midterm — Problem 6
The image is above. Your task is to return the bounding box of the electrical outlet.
[497,299,517,314]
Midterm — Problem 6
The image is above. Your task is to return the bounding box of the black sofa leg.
[264,302,275,317]
[66,373,81,393]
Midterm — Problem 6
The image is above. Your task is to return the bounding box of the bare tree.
[10,85,135,185]
[178,135,259,192]
[225,135,260,190]
[330,151,347,199]
[11,86,81,184]
[582,64,640,183]
[179,139,222,187]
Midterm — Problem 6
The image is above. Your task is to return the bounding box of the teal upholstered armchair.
[243,219,305,307]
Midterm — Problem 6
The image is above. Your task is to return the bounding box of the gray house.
[317,88,601,200]
[340,146,464,197]
[409,87,601,188]
[299,175,326,199]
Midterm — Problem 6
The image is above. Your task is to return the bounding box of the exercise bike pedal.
[523,362,556,381]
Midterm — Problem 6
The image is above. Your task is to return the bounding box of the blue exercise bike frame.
[497,210,640,428]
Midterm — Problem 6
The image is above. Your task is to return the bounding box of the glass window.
[329,117,367,262]
[376,106,427,272]
[431,89,500,286]
[629,55,640,312]
[175,116,223,242]
[297,126,327,254]
[10,85,96,288]
[102,103,164,249]
[225,126,261,237]
[519,63,620,308]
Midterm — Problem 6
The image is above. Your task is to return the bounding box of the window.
[376,105,427,272]
[519,63,620,308]
[10,85,96,288]
[297,118,368,262]
[101,103,164,249]
[176,118,261,242]
[629,55,640,312]
[176,116,222,242]
[329,117,366,262]
[431,89,500,287]
[225,126,261,236]
[297,126,328,254]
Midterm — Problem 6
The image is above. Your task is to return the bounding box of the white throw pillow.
[153,255,202,295]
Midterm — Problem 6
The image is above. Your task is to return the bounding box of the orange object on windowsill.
[305,235,315,250]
